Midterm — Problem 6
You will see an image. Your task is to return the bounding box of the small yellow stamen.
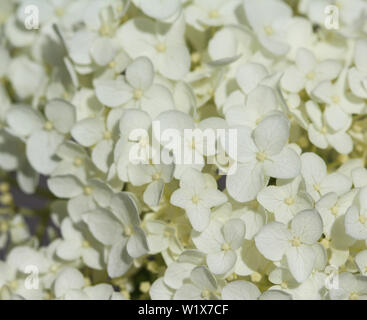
[192,195,201,204]
[44,121,54,131]
[133,89,144,100]
[321,126,328,134]
[124,225,133,237]
[155,43,166,53]
[0,183,10,193]
[359,215,367,224]
[82,240,90,248]
[201,289,210,299]
[281,281,288,289]
[291,236,301,247]
[331,205,339,216]
[104,131,112,140]
[264,25,274,36]
[331,95,340,104]
[306,72,315,80]
[73,157,83,167]
[221,242,231,251]
[284,197,295,206]
[209,10,219,19]
[256,152,267,162]
[84,186,93,195]
[313,184,321,192]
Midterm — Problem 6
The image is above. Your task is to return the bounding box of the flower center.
[209,10,219,19]
[331,205,339,216]
[192,195,201,204]
[152,172,161,181]
[201,289,210,299]
[313,184,321,192]
[82,240,90,248]
[331,95,340,104]
[73,157,83,167]
[264,25,274,36]
[256,152,267,162]
[155,43,166,53]
[104,131,112,140]
[281,281,288,289]
[321,126,328,134]
[359,215,367,224]
[221,242,231,251]
[44,121,54,131]
[306,72,315,80]
[291,236,301,247]
[124,225,133,237]
[284,197,295,206]
[133,89,144,100]
[84,186,93,195]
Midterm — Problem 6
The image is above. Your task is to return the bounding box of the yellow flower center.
[133,89,144,100]
[281,281,288,289]
[321,126,328,134]
[201,289,210,299]
[84,186,93,195]
[331,205,339,216]
[104,131,112,140]
[284,197,295,206]
[256,152,267,162]
[331,95,340,104]
[44,121,54,131]
[306,72,315,80]
[313,184,321,192]
[291,236,301,247]
[359,215,367,224]
[191,195,201,204]
[82,240,90,248]
[264,25,274,36]
[209,10,219,19]
[124,225,133,237]
[155,43,166,53]
[73,157,83,167]
[221,242,231,251]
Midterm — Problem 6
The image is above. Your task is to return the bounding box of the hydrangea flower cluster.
[1,0,367,300]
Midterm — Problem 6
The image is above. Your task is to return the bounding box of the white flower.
[173,266,220,300]
[83,193,149,278]
[255,209,323,282]
[329,272,367,300]
[348,40,367,99]
[243,0,292,56]
[305,101,353,154]
[225,113,301,203]
[281,48,342,94]
[345,186,367,240]
[117,16,190,80]
[170,168,227,231]
[300,152,352,201]
[257,176,312,224]
[7,100,76,175]
[94,57,174,119]
[312,69,364,132]
[192,218,245,275]
[185,0,241,30]
[222,280,260,300]
[56,218,104,270]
